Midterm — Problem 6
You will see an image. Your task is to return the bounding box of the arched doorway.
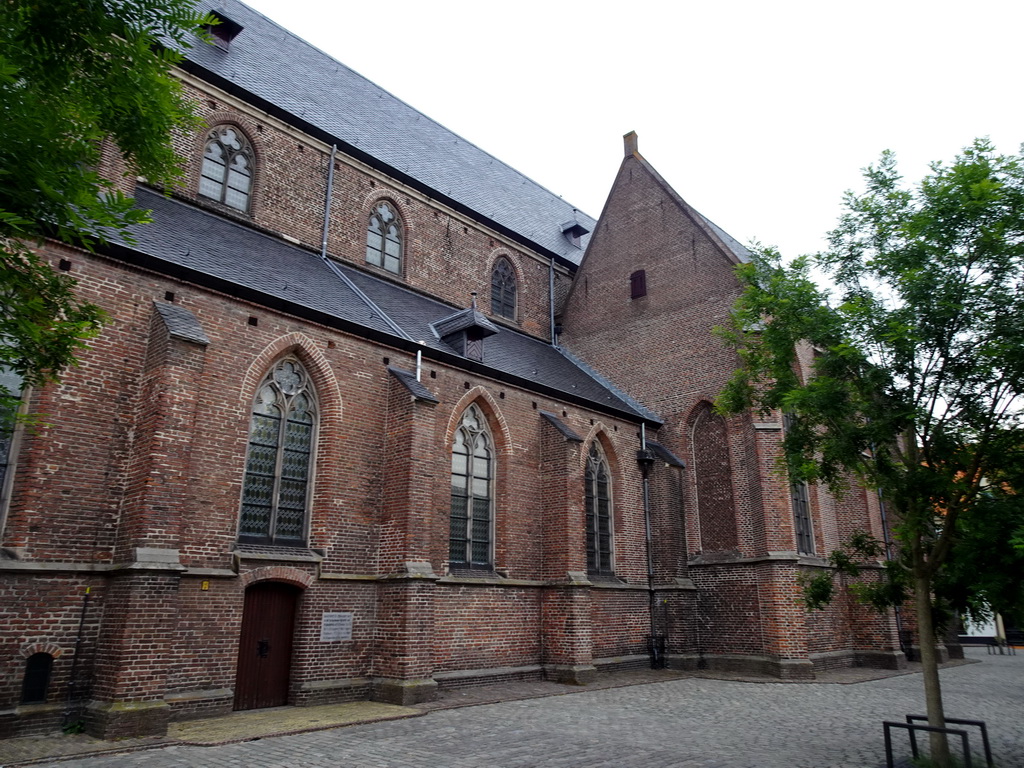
[234,581,300,710]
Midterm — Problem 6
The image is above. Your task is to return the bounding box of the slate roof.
[116,189,655,423]
[121,187,400,337]
[647,440,685,468]
[387,367,439,404]
[183,0,595,265]
[154,301,211,345]
[703,217,752,263]
[539,411,584,443]
[432,307,500,340]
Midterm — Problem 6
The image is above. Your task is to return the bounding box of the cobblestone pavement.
[21,649,1024,768]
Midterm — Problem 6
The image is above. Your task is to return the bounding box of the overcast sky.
[242,0,1023,260]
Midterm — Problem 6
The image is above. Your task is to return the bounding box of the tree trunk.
[914,566,951,767]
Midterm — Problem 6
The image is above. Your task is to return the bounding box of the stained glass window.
[783,413,815,555]
[490,258,517,319]
[450,404,493,568]
[239,358,316,544]
[791,481,814,555]
[585,441,613,576]
[366,202,402,274]
[200,125,253,212]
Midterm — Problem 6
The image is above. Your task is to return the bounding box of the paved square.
[27,649,1024,768]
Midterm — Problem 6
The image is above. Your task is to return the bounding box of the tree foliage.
[0,0,213,405]
[718,139,1024,765]
[0,246,105,415]
[935,473,1024,628]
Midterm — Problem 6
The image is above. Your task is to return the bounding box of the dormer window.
[561,210,590,249]
[433,299,499,363]
[207,10,244,51]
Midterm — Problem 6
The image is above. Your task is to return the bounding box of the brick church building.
[0,0,904,739]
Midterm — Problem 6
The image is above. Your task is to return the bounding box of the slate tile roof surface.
[704,217,753,263]
[340,259,651,417]
[185,0,596,265]
[124,187,399,337]
[387,366,440,404]
[154,301,211,345]
[118,189,653,422]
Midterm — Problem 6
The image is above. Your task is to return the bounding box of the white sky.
[243,0,1023,260]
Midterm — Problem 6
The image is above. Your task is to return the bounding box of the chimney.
[623,131,639,157]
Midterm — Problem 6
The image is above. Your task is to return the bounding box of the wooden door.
[234,582,300,710]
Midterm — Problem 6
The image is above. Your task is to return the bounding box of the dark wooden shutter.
[630,269,647,299]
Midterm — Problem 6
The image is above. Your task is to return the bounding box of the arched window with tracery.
[199,125,253,212]
[490,258,517,320]
[239,358,317,545]
[585,441,613,576]
[449,404,493,568]
[365,201,403,274]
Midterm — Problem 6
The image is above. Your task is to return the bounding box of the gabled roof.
[624,150,752,266]
[184,0,595,265]
[112,189,657,424]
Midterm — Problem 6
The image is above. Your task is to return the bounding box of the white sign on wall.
[320,611,354,642]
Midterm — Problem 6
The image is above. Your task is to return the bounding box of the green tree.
[0,0,214,409]
[936,467,1024,630]
[718,139,1024,767]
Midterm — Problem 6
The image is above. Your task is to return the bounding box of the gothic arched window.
[199,125,253,212]
[690,401,738,552]
[450,404,493,568]
[365,201,403,274]
[490,258,517,320]
[783,412,815,555]
[585,441,613,576]
[239,358,317,545]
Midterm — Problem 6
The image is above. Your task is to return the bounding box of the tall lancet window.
[490,258,517,319]
[239,358,317,545]
[783,412,815,555]
[450,404,493,568]
[366,201,403,274]
[585,441,613,576]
